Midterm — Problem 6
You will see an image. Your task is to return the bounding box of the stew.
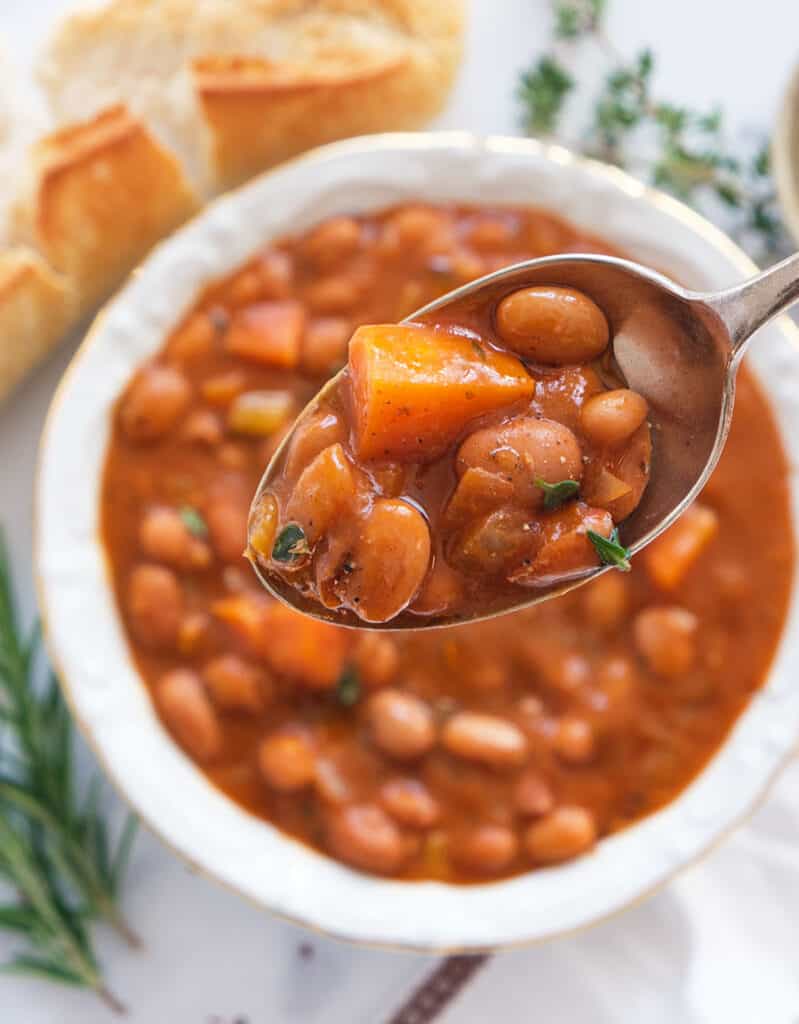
[101,202,794,881]
[249,286,651,624]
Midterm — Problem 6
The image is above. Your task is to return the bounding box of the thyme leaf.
[179,505,208,538]
[535,477,581,510]
[587,526,632,572]
[335,667,361,708]
[272,524,311,563]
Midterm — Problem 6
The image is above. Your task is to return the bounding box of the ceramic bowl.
[774,62,799,244]
[35,133,799,951]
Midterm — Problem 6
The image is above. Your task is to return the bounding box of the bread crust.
[0,249,73,403]
[17,105,199,315]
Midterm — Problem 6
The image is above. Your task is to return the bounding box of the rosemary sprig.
[0,529,138,1009]
[518,0,792,260]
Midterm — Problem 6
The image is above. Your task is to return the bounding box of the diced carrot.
[511,505,613,586]
[644,503,719,590]
[348,324,536,462]
[225,301,305,368]
[259,603,352,690]
[202,370,246,406]
[212,594,269,655]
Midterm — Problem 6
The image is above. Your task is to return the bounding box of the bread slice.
[0,249,73,404]
[39,0,465,194]
[14,105,199,316]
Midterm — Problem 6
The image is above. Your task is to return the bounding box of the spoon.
[248,249,799,629]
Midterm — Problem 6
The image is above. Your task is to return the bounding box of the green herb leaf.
[179,505,208,538]
[587,527,632,572]
[336,666,361,708]
[535,477,580,510]
[272,523,311,563]
[0,527,138,1005]
[518,56,574,135]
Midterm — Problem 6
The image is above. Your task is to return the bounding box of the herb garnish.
[179,505,208,538]
[335,666,361,708]
[518,0,791,260]
[535,477,580,510]
[587,526,632,572]
[0,530,138,1009]
[272,524,311,563]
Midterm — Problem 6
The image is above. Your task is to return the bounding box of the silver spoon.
[248,250,799,629]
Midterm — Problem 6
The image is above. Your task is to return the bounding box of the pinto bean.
[127,564,183,649]
[368,690,436,760]
[451,825,519,874]
[203,654,271,713]
[258,729,316,792]
[353,633,400,689]
[441,712,528,768]
[380,778,440,828]
[581,389,648,447]
[139,507,211,570]
[120,365,190,441]
[524,806,597,864]
[634,606,699,678]
[495,286,610,364]
[554,716,595,764]
[513,772,555,817]
[326,803,407,875]
[157,668,221,762]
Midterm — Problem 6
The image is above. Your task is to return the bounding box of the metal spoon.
[248,250,799,629]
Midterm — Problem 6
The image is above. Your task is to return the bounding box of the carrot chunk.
[644,502,719,590]
[259,603,352,690]
[225,301,305,368]
[348,324,536,462]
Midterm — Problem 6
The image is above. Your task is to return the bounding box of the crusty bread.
[39,0,464,192]
[0,0,463,404]
[0,249,73,404]
[14,105,199,317]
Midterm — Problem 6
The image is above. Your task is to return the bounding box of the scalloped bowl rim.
[35,133,799,952]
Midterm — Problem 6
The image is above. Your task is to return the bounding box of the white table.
[2,2,799,1021]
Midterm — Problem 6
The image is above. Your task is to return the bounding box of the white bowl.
[36,133,799,952]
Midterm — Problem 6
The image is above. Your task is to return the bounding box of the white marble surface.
[1,1,798,1021]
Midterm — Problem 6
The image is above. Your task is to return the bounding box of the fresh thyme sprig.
[518,0,792,260]
[0,530,138,1010]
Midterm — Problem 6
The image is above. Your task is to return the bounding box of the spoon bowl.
[249,249,799,628]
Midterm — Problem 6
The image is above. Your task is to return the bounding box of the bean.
[409,557,464,616]
[581,571,629,632]
[203,654,271,713]
[581,388,648,447]
[451,825,519,874]
[513,772,555,817]
[284,411,344,478]
[442,712,528,768]
[450,506,540,577]
[554,716,595,764]
[127,564,183,649]
[181,409,223,446]
[302,216,361,269]
[593,655,637,729]
[457,417,583,507]
[368,690,436,760]
[326,803,407,875]
[301,317,351,376]
[157,668,221,762]
[258,729,316,792]
[305,275,363,314]
[205,494,249,563]
[284,443,358,544]
[120,365,190,441]
[495,286,610,365]
[139,507,211,570]
[256,249,294,299]
[524,806,597,864]
[177,611,212,657]
[353,633,400,689]
[634,606,699,678]
[340,499,431,623]
[380,778,440,828]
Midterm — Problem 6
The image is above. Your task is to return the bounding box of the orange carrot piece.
[226,300,305,368]
[644,503,719,590]
[259,603,352,690]
[348,324,536,462]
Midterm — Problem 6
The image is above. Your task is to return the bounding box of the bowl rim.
[773,61,799,246]
[34,131,799,953]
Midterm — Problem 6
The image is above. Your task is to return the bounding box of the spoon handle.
[703,250,799,358]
